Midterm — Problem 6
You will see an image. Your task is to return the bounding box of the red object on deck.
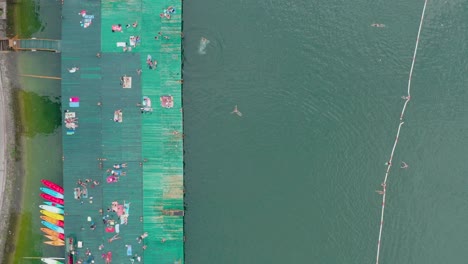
[41,193,64,205]
[41,179,64,194]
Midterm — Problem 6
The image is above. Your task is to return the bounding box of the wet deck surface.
[62,0,183,263]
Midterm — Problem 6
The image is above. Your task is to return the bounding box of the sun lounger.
[113,110,123,123]
[122,76,132,88]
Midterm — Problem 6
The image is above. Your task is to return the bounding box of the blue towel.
[126,245,132,256]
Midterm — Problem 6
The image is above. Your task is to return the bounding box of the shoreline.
[0,53,22,263]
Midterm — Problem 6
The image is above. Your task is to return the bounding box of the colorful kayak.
[40,205,64,215]
[41,258,64,264]
[44,240,65,247]
[40,210,64,221]
[44,235,65,242]
[40,193,64,205]
[40,187,64,199]
[40,228,65,240]
[42,220,64,234]
[40,215,64,227]
[44,201,64,208]
[41,179,64,194]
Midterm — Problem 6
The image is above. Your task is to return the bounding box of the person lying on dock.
[68,67,80,73]
[108,234,121,243]
[136,232,148,243]
[112,24,122,32]
[113,163,127,169]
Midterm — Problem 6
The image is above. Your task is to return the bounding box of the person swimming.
[231,105,242,117]
[400,161,408,169]
[198,37,210,55]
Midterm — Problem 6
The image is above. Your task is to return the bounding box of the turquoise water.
[183,0,468,263]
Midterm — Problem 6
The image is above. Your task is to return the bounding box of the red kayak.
[41,179,64,194]
[41,193,64,205]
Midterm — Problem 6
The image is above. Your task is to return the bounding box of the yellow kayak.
[44,235,64,243]
[44,240,65,246]
[40,210,64,221]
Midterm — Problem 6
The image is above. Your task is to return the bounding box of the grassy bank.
[6,0,42,38]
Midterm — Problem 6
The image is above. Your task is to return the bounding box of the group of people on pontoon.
[106,164,128,183]
[160,6,176,19]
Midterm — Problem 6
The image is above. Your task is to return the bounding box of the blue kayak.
[40,187,64,199]
[44,201,64,208]
[41,221,64,234]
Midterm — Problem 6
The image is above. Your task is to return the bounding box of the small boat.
[40,210,64,221]
[41,179,64,194]
[44,240,65,247]
[40,205,64,215]
[41,215,64,227]
[41,258,64,264]
[40,193,64,205]
[44,235,65,242]
[41,228,65,240]
[40,187,64,199]
[42,220,64,234]
[44,201,64,208]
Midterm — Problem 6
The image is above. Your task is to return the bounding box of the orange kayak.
[40,228,65,240]
[44,235,64,243]
[44,240,64,246]
[40,215,64,227]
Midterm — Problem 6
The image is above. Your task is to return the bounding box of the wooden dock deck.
[61,0,184,263]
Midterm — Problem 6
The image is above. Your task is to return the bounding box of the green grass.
[6,0,42,38]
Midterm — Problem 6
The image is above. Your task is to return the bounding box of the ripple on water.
[183,27,225,79]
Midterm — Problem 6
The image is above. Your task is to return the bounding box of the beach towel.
[124,202,130,215]
[126,245,132,256]
[116,205,124,216]
[105,226,115,233]
[115,224,120,233]
[65,112,75,119]
[116,42,126,47]
[106,175,118,183]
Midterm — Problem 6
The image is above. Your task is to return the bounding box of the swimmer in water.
[400,161,408,169]
[198,37,210,55]
[231,105,242,117]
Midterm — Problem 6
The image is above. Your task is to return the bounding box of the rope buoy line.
[375,1,429,263]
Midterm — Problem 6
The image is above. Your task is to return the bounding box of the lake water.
[9,0,468,263]
[183,0,468,263]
